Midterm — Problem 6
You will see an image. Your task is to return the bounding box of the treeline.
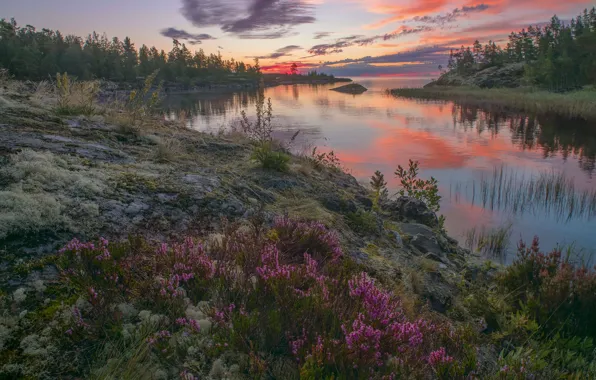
[0,18,261,84]
[446,8,596,90]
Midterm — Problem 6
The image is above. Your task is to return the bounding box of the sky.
[1,0,593,77]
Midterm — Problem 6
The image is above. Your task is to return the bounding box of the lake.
[163,77,596,263]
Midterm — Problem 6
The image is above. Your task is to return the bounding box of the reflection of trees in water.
[162,91,260,125]
[452,103,596,175]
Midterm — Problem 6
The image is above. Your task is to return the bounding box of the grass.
[390,86,596,120]
[153,137,186,163]
[346,210,379,235]
[251,142,291,172]
[464,223,513,258]
[269,192,336,224]
[54,73,100,116]
[449,166,596,222]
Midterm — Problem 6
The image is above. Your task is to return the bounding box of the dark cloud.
[249,45,303,59]
[307,28,431,56]
[411,4,490,25]
[307,41,351,56]
[160,27,216,44]
[306,35,365,55]
[313,46,451,76]
[235,31,300,39]
[180,0,315,39]
[322,46,450,65]
[355,26,434,46]
[313,32,332,39]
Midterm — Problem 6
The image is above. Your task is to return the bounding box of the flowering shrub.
[206,220,474,378]
[501,237,596,339]
[6,217,477,378]
[272,216,343,265]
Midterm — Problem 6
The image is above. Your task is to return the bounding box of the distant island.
[263,72,351,87]
[330,83,368,94]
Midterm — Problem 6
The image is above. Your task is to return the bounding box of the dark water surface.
[163,77,596,263]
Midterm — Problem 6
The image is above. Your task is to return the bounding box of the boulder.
[320,193,357,213]
[399,223,448,263]
[386,196,438,228]
[421,271,455,313]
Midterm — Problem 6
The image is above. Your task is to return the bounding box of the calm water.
[163,77,596,263]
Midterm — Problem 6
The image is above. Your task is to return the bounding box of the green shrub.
[395,159,441,212]
[346,210,379,235]
[370,170,388,211]
[126,70,162,125]
[500,238,596,340]
[495,336,596,379]
[309,147,343,172]
[251,142,290,172]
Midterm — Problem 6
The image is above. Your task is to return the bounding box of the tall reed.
[450,166,596,222]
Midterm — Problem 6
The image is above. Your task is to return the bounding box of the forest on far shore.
[444,8,596,90]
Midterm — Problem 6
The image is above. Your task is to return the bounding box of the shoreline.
[390,86,596,120]
[1,77,595,378]
[103,76,354,97]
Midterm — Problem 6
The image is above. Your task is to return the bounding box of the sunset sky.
[1,0,593,76]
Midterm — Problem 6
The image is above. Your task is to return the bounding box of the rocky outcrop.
[426,63,526,89]
[385,196,439,228]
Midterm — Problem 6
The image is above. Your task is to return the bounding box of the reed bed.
[450,166,596,222]
[464,223,513,258]
[390,87,596,120]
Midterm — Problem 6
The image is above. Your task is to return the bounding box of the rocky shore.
[4,78,591,379]
[0,78,476,311]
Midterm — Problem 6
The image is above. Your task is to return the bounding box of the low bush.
[240,95,273,142]
[370,170,388,211]
[251,142,291,172]
[2,217,477,378]
[125,70,162,125]
[395,160,441,212]
[309,147,343,172]
[500,238,596,339]
[54,73,99,116]
[346,210,379,235]
[462,237,596,379]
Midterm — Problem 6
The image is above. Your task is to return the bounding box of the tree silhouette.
[0,18,261,85]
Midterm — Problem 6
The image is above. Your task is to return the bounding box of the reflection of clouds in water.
[164,79,596,259]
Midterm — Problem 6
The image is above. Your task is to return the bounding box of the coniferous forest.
[0,18,261,84]
[446,8,596,90]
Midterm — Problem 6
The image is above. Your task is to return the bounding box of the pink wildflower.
[428,347,454,367]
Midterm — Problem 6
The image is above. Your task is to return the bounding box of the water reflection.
[449,166,596,222]
[162,78,596,259]
[450,103,596,175]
